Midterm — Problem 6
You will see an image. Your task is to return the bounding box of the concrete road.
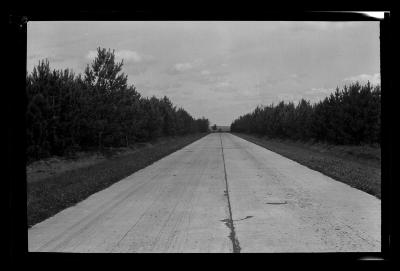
[28,133,380,252]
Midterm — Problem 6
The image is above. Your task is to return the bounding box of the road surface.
[28,133,380,252]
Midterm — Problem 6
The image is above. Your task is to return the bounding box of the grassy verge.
[233,133,381,199]
[27,133,208,227]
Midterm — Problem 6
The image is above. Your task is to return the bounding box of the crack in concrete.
[266,201,288,205]
[219,134,241,253]
[234,215,253,222]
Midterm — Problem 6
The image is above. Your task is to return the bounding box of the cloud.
[301,87,335,103]
[28,53,43,60]
[165,58,230,84]
[28,53,65,63]
[115,50,142,62]
[86,49,154,64]
[166,58,206,75]
[27,52,76,72]
[86,49,156,76]
[151,81,183,91]
[254,78,280,90]
[210,80,238,94]
[305,87,333,95]
[87,50,97,60]
[344,73,380,85]
[191,69,230,85]
[174,63,193,72]
[165,62,195,75]
[126,65,148,75]
[133,79,184,97]
[216,81,231,88]
[277,93,301,102]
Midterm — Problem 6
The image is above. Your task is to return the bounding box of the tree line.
[230,82,380,145]
[26,47,210,161]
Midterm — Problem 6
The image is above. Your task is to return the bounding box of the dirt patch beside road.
[27,153,105,183]
[26,142,162,183]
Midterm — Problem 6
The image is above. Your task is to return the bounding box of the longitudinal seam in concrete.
[219,133,241,253]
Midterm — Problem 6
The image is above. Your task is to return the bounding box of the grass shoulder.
[233,133,381,199]
[27,133,209,228]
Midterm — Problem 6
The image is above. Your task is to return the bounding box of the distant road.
[28,133,380,252]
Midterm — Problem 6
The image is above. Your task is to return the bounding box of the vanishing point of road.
[28,133,381,252]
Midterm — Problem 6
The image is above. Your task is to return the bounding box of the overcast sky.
[27,21,380,126]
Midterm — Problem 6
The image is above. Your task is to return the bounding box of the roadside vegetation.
[27,133,207,227]
[233,133,380,198]
[26,47,210,164]
[231,82,381,198]
[26,47,211,227]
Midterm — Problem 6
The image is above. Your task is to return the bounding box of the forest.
[26,47,210,162]
[230,82,381,146]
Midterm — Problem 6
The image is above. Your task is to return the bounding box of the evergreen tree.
[230,82,380,146]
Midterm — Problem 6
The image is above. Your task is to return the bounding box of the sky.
[27,21,380,126]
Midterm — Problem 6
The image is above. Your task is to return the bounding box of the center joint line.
[219,133,241,253]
